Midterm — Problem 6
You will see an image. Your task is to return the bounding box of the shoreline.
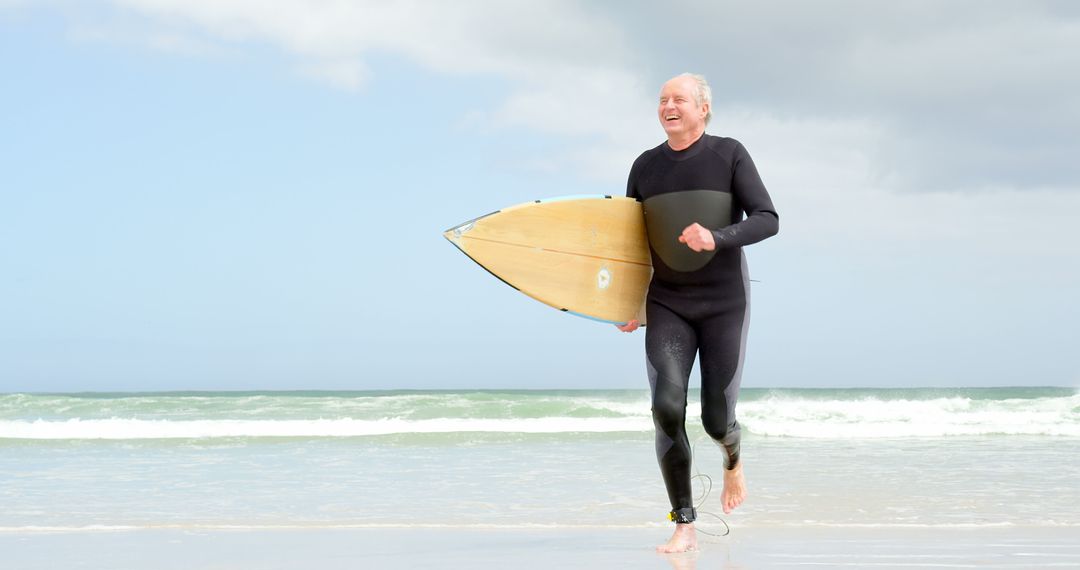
[5,525,1079,569]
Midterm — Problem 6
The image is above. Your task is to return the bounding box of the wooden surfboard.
[443,195,651,325]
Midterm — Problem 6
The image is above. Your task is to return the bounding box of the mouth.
[665,114,680,122]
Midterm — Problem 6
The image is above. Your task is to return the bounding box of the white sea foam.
[737,394,1080,438]
[0,525,141,533]
[0,416,654,439]
[1,391,1077,439]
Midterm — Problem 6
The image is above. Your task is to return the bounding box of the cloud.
[85,0,1079,262]
[92,0,655,166]
[144,31,228,57]
[630,0,1080,193]
[296,58,368,92]
[123,0,1076,140]
[20,0,1080,199]
[685,107,1080,271]
[103,1,635,83]
[8,0,1080,196]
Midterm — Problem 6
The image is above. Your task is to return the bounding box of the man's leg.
[698,303,746,464]
[645,300,699,552]
[698,300,750,514]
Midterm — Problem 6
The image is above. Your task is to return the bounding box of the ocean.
[2,387,1078,535]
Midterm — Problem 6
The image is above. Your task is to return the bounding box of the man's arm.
[710,141,779,248]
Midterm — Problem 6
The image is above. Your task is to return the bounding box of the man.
[618,73,779,553]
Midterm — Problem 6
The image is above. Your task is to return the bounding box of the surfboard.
[443,195,651,325]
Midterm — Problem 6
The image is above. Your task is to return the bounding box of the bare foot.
[656,522,698,553]
[721,461,746,514]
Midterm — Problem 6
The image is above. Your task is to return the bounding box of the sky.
[1,1,1078,392]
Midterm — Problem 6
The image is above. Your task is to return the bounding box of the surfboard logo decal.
[597,267,612,290]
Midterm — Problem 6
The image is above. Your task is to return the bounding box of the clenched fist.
[677,222,715,252]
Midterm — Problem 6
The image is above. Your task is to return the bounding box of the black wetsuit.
[626,133,779,523]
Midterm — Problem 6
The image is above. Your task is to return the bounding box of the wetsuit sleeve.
[711,142,779,249]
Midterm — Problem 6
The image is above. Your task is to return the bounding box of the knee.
[702,415,736,443]
[651,398,686,436]
[705,420,742,468]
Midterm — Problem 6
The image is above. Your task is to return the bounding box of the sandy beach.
[5,525,1080,569]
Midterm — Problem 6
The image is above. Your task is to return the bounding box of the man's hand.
[678,222,716,252]
[616,319,640,333]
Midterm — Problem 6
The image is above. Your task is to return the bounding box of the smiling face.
[658,76,709,143]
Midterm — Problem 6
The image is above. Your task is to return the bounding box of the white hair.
[677,72,712,125]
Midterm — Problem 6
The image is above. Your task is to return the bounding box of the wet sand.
[4,525,1079,569]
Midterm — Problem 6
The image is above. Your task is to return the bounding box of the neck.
[666,128,705,151]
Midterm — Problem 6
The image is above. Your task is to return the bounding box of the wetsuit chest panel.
[643,190,732,272]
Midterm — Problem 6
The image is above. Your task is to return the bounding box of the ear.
[700,101,710,119]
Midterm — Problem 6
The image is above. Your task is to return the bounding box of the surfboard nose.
[443,221,474,245]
